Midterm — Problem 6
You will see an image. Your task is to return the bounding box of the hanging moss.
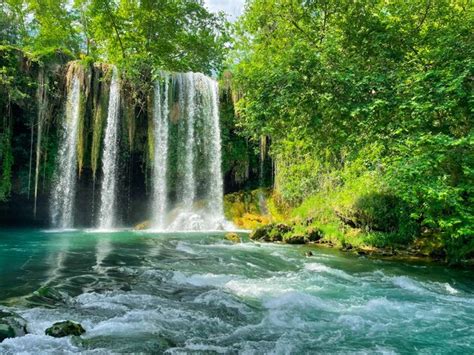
[147,93,155,165]
[122,84,136,152]
[65,61,90,176]
[0,118,13,202]
[33,68,48,216]
[90,63,111,180]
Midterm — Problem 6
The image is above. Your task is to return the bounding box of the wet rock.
[305,251,314,257]
[357,249,368,256]
[225,232,241,243]
[251,223,296,243]
[27,286,67,307]
[306,227,323,242]
[266,223,293,242]
[249,224,272,241]
[341,242,354,251]
[284,234,306,244]
[135,220,151,230]
[0,310,28,342]
[45,321,86,338]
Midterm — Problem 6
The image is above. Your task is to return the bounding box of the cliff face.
[0,51,266,227]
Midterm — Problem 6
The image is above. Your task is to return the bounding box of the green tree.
[230,0,474,260]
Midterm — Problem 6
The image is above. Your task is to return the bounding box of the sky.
[204,0,246,21]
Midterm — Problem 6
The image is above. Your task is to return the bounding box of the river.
[0,229,473,353]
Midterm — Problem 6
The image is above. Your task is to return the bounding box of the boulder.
[0,310,28,342]
[250,223,294,242]
[225,232,241,243]
[306,227,323,242]
[284,234,306,244]
[134,221,151,230]
[45,321,85,338]
[249,224,272,240]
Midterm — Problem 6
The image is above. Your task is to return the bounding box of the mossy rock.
[225,232,241,243]
[250,223,293,242]
[27,286,66,307]
[249,224,271,240]
[234,213,270,230]
[284,234,307,244]
[268,223,292,242]
[0,310,28,342]
[306,227,323,242]
[45,321,85,338]
[135,220,151,230]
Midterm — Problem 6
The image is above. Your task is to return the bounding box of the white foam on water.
[85,228,129,233]
[193,290,252,314]
[75,291,157,310]
[443,283,459,295]
[172,271,238,287]
[337,314,368,331]
[43,228,79,233]
[75,293,129,313]
[389,276,427,294]
[263,291,329,311]
[170,343,230,354]
[225,278,293,299]
[87,310,162,337]
[304,262,355,281]
[175,241,198,254]
[0,334,80,353]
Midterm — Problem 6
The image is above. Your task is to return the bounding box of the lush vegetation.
[229,0,473,262]
[0,0,472,262]
[0,2,245,195]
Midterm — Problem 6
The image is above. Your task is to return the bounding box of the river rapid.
[0,229,473,353]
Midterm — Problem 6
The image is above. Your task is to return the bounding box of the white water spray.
[152,74,170,229]
[50,72,81,228]
[152,72,227,231]
[98,67,121,229]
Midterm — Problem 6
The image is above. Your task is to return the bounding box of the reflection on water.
[45,237,71,286]
[0,229,473,353]
[93,237,112,274]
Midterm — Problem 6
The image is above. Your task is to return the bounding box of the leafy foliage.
[231,0,474,261]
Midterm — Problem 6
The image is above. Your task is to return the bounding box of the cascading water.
[207,78,224,217]
[152,73,170,229]
[97,67,121,229]
[50,70,81,228]
[182,74,197,207]
[151,72,227,231]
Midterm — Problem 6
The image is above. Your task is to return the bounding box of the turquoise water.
[0,229,473,353]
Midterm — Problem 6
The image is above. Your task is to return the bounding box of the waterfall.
[50,72,81,228]
[97,67,121,229]
[152,73,170,229]
[152,72,227,231]
[182,74,197,207]
[207,78,224,217]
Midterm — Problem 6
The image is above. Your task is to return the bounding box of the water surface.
[0,229,473,353]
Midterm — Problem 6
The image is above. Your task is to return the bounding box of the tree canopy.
[1,0,229,74]
[229,0,473,261]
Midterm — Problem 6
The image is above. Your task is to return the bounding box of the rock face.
[0,310,28,342]
[45,321,86,338]
[224,189,272,230]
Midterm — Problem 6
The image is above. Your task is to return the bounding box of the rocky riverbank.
[247,221,474,267]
